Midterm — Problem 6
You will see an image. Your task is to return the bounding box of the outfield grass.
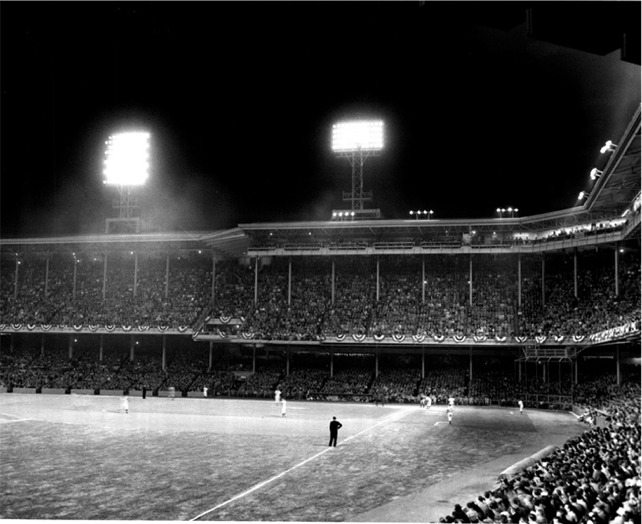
[0,394,586,521]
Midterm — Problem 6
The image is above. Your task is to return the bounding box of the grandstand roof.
[585,106,641,216]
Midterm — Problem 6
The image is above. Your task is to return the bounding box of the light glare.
[332,120,384,152]
[103,132,150,186]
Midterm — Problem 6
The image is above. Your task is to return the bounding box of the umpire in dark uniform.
[329,416,342,447]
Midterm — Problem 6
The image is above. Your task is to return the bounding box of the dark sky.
[1,1,640,237]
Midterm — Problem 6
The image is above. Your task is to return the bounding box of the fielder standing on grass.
[329,416,342,447]
[518,399,524,414]
[275,387,281,406]
[447,405,453,424]
[120,394,129,414]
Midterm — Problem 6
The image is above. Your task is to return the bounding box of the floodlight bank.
[332,120,384,152]
[103,132,151,186]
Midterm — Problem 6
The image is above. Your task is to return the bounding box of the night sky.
[1,2,640,238]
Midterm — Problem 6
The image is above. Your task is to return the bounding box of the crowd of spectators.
[441,375,640,524]
[5,346,634,411]
[1,251,639,341]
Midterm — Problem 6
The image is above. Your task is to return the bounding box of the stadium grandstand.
[1,107,639,405]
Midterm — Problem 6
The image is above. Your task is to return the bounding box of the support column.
[469,255,473,306]
[518,360,522,383]
[73,257,78,299]
[614,244,620,297]
[162,335,167,371]
[517,254,522,308]
[133,251,139,298]
[102,253,108,301]
[541,255,546,307]
[574,358,578,384]
[45,257,50,296]
[68,334,73,359]
[252,345,256,373]
[616,344,621,386]
[254,257,259,306]
[211,256,216,302]
[375,349,379,378]
[14,257,19,300]
[288,258,292,306]
[573,249,578,299]
[330,351,334,377]
[208,341,213,371]
[421,347,425,379]
[543,361,547,383]
[331,260,335,305]
[376,257,380,302]
[165,255,170,300]
[41,334,46,357]
[99,334,104,362]
[422,257,426,305]
[130,335,135,362]
[469,346,473,382]
[286,349,290,376]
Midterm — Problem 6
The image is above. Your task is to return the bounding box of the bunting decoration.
[473,335,487,342]
[495,336,507,342]
[177,326,189,333]
[157,325,169,332]
[352,333,366,342]
[217,330,227,338]
[41,324,53,331]
[373,334,386,342]
[220,316,231,324]
[433,335,445,342]
[335,334,346,341]
[392,333,405,342]
[515,336,527,343]
[88,325,99,332]
[554,335,565,343]
[27,324,37,331]
[535,336,547,344]
[137,325,150,332]
[12,324,23,330]
[453,335,466,343]
[241,332,254,340]
[73,325,83,331]
[122,325,132,332]
[412,333,426,343]
[572,335,585,342]
[105,325,116,332]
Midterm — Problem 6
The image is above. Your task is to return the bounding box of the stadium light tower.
[332,120,384,212]
[103,131,150,233]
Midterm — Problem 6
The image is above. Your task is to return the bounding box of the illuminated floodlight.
[332,120,384,153]
[600,140,617,154]
[103,132,150,186]
[590,168,603,180]
[578,191,588,200]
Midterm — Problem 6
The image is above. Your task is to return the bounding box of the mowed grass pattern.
[0,395,584,521]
